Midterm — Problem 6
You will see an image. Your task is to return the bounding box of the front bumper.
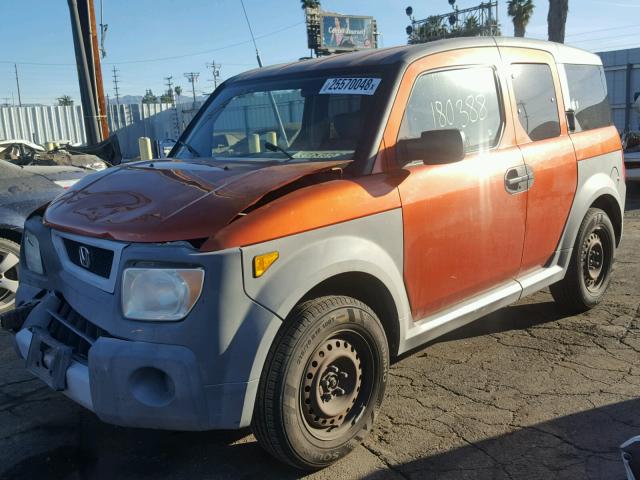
[10,216,283,431]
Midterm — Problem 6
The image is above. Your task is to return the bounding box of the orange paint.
[496,47,578,272]
[380,46,527,320]
[204,173,404,251]
[571,126,622,161]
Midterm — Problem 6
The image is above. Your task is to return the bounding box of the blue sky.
[1,0,639,105]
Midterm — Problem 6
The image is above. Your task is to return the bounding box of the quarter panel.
[557,151,625,260]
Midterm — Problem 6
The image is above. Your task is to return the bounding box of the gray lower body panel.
[12,217,283,431]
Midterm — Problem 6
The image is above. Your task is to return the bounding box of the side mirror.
[397,129,465,165]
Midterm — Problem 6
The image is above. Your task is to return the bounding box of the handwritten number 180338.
[430,94,488,129]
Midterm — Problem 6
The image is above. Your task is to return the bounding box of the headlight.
[122,268,204,321]
[24,230,44,275]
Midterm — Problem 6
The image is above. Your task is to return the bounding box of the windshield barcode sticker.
[319,78,381,95]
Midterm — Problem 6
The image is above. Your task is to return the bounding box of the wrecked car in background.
[0,137,121,171]
[0,136,121,313]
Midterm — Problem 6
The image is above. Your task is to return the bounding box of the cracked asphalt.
[1,188,639,480]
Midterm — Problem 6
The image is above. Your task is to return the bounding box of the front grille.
[47,299,111,360]
[63,238,114,278]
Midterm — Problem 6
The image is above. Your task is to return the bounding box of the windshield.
[173,75,383,163]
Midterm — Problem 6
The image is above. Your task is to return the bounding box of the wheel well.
[591,194,622,246]
[300,272,400,357]
[0,227,22,246]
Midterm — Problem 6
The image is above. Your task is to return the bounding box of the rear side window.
[511,63,561,141]
[564,64,611,132]
[398,66,503,152]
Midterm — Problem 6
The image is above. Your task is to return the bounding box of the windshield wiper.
[264,141,294,161]
[175,139,202,158]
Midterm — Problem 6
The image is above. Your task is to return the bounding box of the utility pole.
[184,72,199,109]
[14,64,22,107]
[164,75,174,102]
[67,0,108,144]
[112,66,120,105]
[87,0,109,140]
[206,60,221,90]
[165,75,180,137]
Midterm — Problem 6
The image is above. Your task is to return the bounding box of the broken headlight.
[121,268,204,321]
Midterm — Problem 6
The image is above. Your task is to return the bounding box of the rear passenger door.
[499,48,578,274]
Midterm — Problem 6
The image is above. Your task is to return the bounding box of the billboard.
[320,14,375,52]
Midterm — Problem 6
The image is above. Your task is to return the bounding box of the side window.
[564,64,611,132]
[398,66,503,152]
[511,63,561,142]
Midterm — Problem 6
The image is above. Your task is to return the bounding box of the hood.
[43,159,348,243]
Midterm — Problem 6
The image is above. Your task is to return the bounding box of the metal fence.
[106,102,202,157]
[0,105,86,146]
[0,94,304,159]
[598,48,640,133]
[0,102,203,159]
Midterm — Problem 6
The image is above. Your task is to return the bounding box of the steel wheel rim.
[299,329,375,441]
[0,248,19,307]
[581,227,611,294]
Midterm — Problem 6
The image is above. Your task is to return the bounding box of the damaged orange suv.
[5,38,625,469]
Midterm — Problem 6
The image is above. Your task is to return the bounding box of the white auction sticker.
[319,77,381,96]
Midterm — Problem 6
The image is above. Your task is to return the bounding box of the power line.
[566,23,640,39]
[589,40,640,52]
[0,21,303,67]
[570,31,640,45]
[112,66,120,105]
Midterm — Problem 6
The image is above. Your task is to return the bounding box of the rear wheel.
[551,208,615,313]
[0,238,20,314]
[252,296,389,470]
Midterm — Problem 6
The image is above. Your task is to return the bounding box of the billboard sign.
[320,14,375,52]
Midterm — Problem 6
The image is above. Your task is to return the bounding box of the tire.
[551,207,616,313]
[252,295,389,470]
[0,238,20,314]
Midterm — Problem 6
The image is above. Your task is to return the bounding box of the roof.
[229,37,602,84]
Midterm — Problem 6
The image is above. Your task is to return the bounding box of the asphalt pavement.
[1,188,639,480]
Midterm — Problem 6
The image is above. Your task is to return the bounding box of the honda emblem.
[78,245,91,269]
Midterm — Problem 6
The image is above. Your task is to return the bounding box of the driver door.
[382,47,527,320]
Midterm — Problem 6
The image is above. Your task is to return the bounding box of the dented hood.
[44,159,347,242]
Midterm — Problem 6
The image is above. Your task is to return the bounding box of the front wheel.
[551,207,616,313]
[0,238,20,314]
[252,296,389,470]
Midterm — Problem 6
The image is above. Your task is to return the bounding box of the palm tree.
[508,0,535,37]
[548,0,569,43]
[57,95,73,106]
[463,15,480,36]
[300,0,320,9]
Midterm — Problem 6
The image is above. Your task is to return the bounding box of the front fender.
[240,209,411,332]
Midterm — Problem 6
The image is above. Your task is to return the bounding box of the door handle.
[506,174,529,187]
[504,166,533,194]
